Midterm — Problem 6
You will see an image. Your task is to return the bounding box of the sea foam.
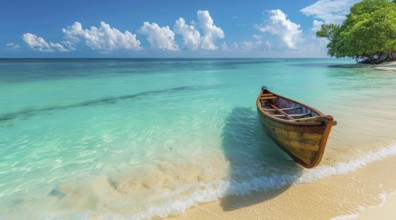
[301,143,396,183]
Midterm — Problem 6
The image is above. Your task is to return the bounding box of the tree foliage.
[317,0,396,63]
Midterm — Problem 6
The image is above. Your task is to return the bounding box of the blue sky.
[0,0,360,58]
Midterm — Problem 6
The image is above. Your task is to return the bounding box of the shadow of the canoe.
[220,107,303,211]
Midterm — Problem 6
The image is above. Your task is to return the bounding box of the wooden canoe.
[256,86,336,168]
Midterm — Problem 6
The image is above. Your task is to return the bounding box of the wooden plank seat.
[273,112,312,118]
[267,103,295,120]
[263,106,302,111]
[259,96,278,100]
[264,102,311,120]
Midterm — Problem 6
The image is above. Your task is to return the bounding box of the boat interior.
[259,93,319,120]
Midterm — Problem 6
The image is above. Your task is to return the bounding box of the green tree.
[317,0,396,63]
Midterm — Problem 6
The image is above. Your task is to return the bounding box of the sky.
[0,0,360,58]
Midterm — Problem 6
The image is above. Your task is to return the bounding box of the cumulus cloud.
[62,21,141,51]
[22,21,141,53]
[18,11,226,54]
[173,10,224,50]
[137,22,178,51]
[174,18,201,50]
[256,9,302,49]
[197,10,224,50]
[23,33,69,52]
[301,0,360,24]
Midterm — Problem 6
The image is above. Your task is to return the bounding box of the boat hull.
[256,88,335,168]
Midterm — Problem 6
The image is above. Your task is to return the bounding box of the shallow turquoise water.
[1,59,396,219]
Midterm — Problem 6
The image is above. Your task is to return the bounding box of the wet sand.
[357,191,396,219]
[169,153,396,220]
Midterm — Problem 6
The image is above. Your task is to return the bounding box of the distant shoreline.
[358,61,396,71]
[331,61,396,71]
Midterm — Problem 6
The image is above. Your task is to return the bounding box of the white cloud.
[312,20,324,32]
[17,11,225,54]
[237,41,254,51]
[173,10,224,51]
[23,33,69,52]
[23,33,50,51]
[138,22,179,51]
[301,0,360,24]
[256,9,302,49]
[50,42,69,52]
[5,43,21,49]
[197,10,224,50]
[62,21,141,51]
[22,21,141,53]
[174,18,201,50]
[229,34,272,52]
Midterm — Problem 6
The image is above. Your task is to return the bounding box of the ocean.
[1,58,396,219]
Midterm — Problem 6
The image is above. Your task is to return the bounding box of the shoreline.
[169,152,396,220]
[361,61,396,71]
[331,61,396,71]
